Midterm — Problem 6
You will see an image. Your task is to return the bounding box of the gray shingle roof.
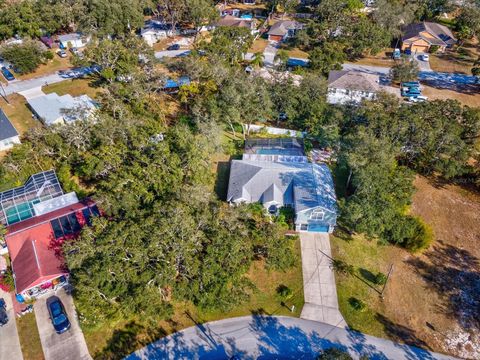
[402,22,456,46]
[0,108,18,141]
[328,70,380,92]
[267,20,303,36]
[227,160,336,215]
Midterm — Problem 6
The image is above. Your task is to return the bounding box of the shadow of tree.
[375,313,431,351]
[95,321,167,360]
[358,268,377,283]
[406,240,480,331]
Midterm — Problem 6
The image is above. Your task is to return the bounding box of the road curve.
[125,315,456,360]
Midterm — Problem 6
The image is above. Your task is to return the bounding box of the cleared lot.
[34,289,91,360]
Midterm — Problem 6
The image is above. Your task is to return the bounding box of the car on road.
[1,67,15,81]
[167,44,180,50]
[0,298,8,327]
[46,296,71,334]
[57,50,67,58]
[420,54,429,61]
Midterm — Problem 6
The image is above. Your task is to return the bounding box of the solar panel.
[0,170,64,225]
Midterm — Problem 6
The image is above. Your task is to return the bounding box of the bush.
[332,259,355,276]
[276,284,293,300]
[0,269,14,292]
[317,348,353,360]
[373,272,387,285]
[348,297,366,312]
[429,45,440,54]
[385,215,433,252]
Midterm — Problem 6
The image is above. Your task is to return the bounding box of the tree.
[372,0,416,37]
[203,26,253,65]
[456,5,480,41]
[345,17,391,59]
[472,57,480,78]
[183,0,218,42]
[308,42,345,75]
[274,49,289,70]
[317,348,353,360]
[0,41,49,74]
[251,52,265,68]
[390,58,419,83]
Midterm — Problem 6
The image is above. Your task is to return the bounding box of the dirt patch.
[422,86,480,107]
[332,176,480,358]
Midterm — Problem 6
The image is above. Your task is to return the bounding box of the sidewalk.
[299,232,346,328]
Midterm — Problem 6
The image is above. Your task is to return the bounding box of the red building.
[0,171,98,299]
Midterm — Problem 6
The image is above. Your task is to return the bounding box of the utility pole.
[380,264,394,299]
[0,82,9,104]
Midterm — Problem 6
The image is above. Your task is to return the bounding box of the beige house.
[401,22,456,53]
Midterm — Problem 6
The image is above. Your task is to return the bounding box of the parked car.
[57,50,67,58]
[420,54,429,61]
[0,298,8,327]
[408,95,428,103]
[69,47,79,55]
[46,296,71,334]
[167,44,180,50]
[1,66,15,81]
[392,48,401,60]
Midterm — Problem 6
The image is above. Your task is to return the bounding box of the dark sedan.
[46,296,71,334]
[1,67,15,81]
[0,298,8,327]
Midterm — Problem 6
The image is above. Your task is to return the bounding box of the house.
[58,33,91,49]
[227,138,337,233]
[141,20,178,46]
[327,70,398,105]
[0,170,99,299]
[40,36,54,49]
[267,20,304,42]
[27,92,96,126]
[0,109,20,151]
[216,15,256,33]
[401,22,456,53]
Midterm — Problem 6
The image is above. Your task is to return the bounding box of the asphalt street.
[126,315,456,360]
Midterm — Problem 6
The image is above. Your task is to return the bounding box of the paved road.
[125,315,456,360]
[2,72,64,96]
[155,50,192,59]
[34,289,91,360]
[300,233,346,327]
[0,289,23,360]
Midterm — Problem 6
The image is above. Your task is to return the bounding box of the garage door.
[308,224,329,232]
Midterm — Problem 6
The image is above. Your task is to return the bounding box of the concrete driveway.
[300,233,346,328]
[34,289,91,360]
[414,53,432,72]
[0,289,23,360]
[263,42,279,67]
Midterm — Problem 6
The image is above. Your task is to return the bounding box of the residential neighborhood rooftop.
[0,108,19,141]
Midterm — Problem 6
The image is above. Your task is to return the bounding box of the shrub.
[0,269,15,292]
[373,272,387,286]
[385,215,433,252]
[317,348,353,360]
[429,45,440,54]
[276,284,293,300]
[348,297,366,312]
[332,259,355,276]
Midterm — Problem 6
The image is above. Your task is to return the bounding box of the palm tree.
[251,52,264,68]
[274,49,289,69]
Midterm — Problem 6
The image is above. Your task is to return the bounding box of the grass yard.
[16,313,44,360]
[332,176,480,359]
[429,42,479,74]
[43,78,103,99]
[249,38,269,53]
[347,50,395,68]
[422,85,480,107]
[287,48,309,59]
[83,238,304,358]
[17,55,72,81]
[0,94,39,135]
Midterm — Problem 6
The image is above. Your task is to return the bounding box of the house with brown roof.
[401,22,456,53]
[267,20,304,42]
[216,15,256,33]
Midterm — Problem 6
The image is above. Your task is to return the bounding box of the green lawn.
[16,313,44,360]
[330,233,392,337]
[83,238,304,358]
[43,79,103,99]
